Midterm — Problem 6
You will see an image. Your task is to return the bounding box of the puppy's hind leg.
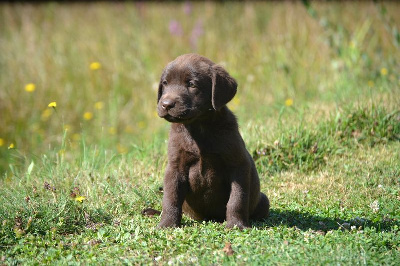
[250,193,270,220]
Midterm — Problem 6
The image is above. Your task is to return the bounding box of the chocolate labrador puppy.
[157,54,269,229]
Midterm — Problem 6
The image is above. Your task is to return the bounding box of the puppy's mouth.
[160,112,194,123]
[158,107,197,123]
[163,114,189,123]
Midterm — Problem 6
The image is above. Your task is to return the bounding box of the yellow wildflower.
[117,144,128,154]
[8,143,14,149]
[232,97,240,106]
[0,138,4,147]
[285,98,294,107]
[72,133,81,141]
[108,127,116,135]
[94,101,104,110]
[25,83,36,92]
[368,80,374,87]
[90,62,101,70]
[229,96,240,111]
[48,102,57,108]
[349,41,356,49]
[63,124,71,131]
[380,68,388,76]
[74,196,85,203]
[83,112,93,120]
[137,121,146,129]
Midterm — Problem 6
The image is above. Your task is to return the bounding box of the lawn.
[0,1,399,264]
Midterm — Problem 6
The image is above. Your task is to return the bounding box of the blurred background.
[0,1,399,175]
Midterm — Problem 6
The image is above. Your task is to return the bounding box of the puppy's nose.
[161,99,175,110]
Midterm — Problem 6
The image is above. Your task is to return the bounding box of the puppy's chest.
[173,127,228,186]
[177,132,221,167]
[179,142,227,191]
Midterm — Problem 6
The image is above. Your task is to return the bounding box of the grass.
[253,107,400,173]
[1,1,400,265]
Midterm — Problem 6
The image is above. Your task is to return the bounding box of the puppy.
[157,54,269,229]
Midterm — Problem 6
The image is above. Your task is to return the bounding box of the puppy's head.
[157,54,237,123]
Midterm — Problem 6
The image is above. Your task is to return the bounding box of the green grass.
[1,1,400,265]
[254,107,400,173]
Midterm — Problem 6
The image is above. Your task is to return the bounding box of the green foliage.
[0,192,112,246]
[335,108,400,145]
[254,107,400,173]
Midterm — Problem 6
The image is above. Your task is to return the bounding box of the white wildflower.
[370,200,379,213]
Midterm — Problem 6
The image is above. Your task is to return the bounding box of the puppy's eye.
[162,80,168,86]
[188,81,195,88]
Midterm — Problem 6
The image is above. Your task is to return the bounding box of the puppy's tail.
[250,193,270,220]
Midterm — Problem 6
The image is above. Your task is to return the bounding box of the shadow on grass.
[252,209,399,233]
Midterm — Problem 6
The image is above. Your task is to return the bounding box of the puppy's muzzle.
[161,99,175,111]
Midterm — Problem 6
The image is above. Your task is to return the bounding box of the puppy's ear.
[211,64,237,110]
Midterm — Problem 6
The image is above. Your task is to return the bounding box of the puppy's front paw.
[226,219,250,230]
[157,218,180,229]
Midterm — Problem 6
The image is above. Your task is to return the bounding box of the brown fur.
[157,54,269,229]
